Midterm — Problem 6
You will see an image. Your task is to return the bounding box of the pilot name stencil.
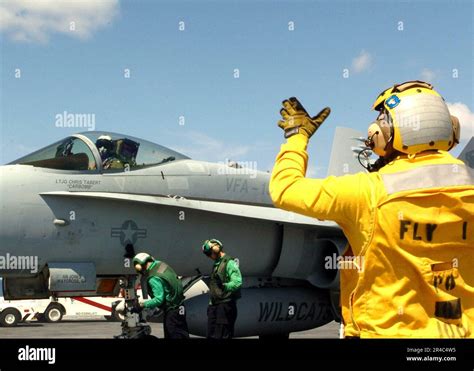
[111,220,147,246]
[56,178,101,190]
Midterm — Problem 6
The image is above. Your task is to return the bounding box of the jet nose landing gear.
[114,276,152,339]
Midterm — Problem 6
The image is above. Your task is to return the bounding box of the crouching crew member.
[133,252,189,339]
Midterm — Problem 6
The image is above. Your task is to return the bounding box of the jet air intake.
[306,238,344,289]
[272,226,347,290]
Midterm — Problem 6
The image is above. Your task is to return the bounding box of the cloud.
[420,68,436,82]
[0,0,119,43]
[447,102,474,141]
[351,50,372,73]
[170,131,252,162]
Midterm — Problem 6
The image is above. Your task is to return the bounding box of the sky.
[1,0,473,176]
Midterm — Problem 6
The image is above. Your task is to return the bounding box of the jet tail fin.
[327,126,366,176]
[458,137,474,169]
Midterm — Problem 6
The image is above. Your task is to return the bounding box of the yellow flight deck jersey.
[270,134,474,338]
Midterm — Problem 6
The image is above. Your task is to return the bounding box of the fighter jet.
[0,131,348,337]
[2,130,470,337]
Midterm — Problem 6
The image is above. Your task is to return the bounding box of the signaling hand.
[277,97,331,139]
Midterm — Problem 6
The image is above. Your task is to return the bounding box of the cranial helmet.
[367,80,460,157]
[201,239,223,257]
[132,252,154,272]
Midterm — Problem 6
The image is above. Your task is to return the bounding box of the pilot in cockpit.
[95,135,124,170]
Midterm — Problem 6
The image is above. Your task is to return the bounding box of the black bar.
[0,339,472,368]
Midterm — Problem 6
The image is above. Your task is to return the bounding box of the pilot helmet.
[96,135,114,156]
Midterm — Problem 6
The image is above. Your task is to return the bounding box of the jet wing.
[40,191,339,228]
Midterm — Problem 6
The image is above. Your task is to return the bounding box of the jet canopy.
[9,131,189,171]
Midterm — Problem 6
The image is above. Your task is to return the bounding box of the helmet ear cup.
[449,115,460,150]
[368,122,391,156]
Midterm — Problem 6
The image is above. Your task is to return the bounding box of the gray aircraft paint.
[458,136,474,169]
[327,127,367,177]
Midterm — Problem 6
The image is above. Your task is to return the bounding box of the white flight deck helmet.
[132,253,155,273]
[367,80,460,157]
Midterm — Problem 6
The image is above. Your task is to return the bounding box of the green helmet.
[132,252,154,267]
[201,239,223,256]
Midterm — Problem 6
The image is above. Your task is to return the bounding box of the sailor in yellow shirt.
[269,81,474,338]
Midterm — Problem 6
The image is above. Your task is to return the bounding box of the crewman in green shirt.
[132,252,189,339]
[201,239,242,339]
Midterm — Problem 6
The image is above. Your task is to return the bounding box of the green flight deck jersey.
[209,255,242,305]
[143,261,184,312]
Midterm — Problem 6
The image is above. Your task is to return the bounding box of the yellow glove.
[277,97,331,139]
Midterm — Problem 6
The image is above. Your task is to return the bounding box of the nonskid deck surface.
[0,319,339,339]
